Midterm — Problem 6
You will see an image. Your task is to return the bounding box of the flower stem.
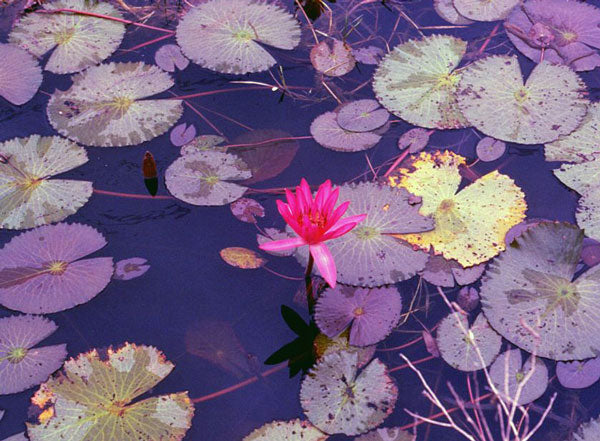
[305,253,316,315]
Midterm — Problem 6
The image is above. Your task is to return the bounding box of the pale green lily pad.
[176,0,300,75]
[436,312,501,371]
[457,56,587,144]
[291,182,434,287]
[373,35,469,129]
[480,221,600,360]
[9,0,125,74]
[546,102,600,163]
[554,158,600,241]
[489,349,548,405]
[573,417,600,441]
[243,419,328,441]
[165,150,251,206]
[47,62,183,147]
[434,0,473,25]
[0,135,92,230]
[27,343,194,441]
[454,0,521,21]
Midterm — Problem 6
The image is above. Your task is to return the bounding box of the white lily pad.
[47,62,183,147]
[489,349,548,405]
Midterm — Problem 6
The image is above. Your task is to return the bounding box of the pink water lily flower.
[259,179,366,288]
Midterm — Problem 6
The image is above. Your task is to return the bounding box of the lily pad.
[300,351,397,435]
[310,39,356,77]
[434,0,473,25]
[243,419,328,441]
[390,150,527,267]
[336,100,389,132]
[436,312,501,371]
[311,111,382,152]
[454,0,520,21]
[113,257,150,281]
[170,123,197,147]
[397,128,431,153]
[155,44,189,72]
[480,221,600,360]
[315,285,402,346]
[9,0,125,74]
[421,254,485,287]
[0,135,92,230]
[231,198,265,223]
[373,35,469,129]
[354,427,415,441]
[181,135,228,155]
[220,247,266,269]
[165,150,251,206]
[573,417,600,441]
[476,137,506,162]
[352,46,385,65]
[489,349,548,405]
[0,223,114,313]
[0,315,67,395]
[457,55,587,144]
[176,0,300,75]
[557,356,600,389]
[292,182,434,287]
[0,43,42,105]
[47,62,183,147]
[28,343,194,441]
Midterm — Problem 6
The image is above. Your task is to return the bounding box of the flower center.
[54,28,76,45]
[299,209,327,229]
[7,347,27,363]
[234,29,254,42]
[561,30,577,43]
[514,87,529,104]
[353,306,365,316]
[353,226,379,240]
[47,261,68,276]
[203,175,220,185]
[110,96,133,114]
[20,176,43,190]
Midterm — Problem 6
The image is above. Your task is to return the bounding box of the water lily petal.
[321,221,358,241]
[299,178,313,209]
[327,200,351,227]
[285,188,298,214]
[330,213,368,230]
[259,236,306,252]
[322,187,341,216]
[310,243,337,288]
[315,179,332,208]
[277,200,302,236]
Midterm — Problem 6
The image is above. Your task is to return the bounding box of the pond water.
[0,0,600,440]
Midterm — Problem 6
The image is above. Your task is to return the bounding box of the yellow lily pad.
[389,151,527,266]
[220,247,266,269]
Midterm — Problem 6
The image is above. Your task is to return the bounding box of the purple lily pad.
[311,111,382,152]
[422,331,440,358]
[457,287,480,312]
[310,39,356,77]
[170,123,197,147]
[352,46,385,65]
[315,285,402,347]
[155,44,189,72]
[0,223,114,314]
[582,238,600,267]
[476,137,506,162]
[0,315,67,395]
[230,198,265,223]
[504,219,543,246]
[397,128,431,153]
[337,99,390,132]
[489,349,548,405]
[0,43,42,105]
[3,434,28,441]
[557,357,600,389]
[421,254,485,287]
[113,257,150,281]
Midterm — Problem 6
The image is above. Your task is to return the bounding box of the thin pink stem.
[93,188,174,200]
[378,335,423,352]
[478,23,501,54]
[224,136,313,149]
[121,33,173,53]
[388,354,435,373]
[171,85,311,100]
[383,150,410,178]
[36,8,175,34]
[262,266,304,281]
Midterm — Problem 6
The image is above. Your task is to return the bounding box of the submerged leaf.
[311,39,356,77]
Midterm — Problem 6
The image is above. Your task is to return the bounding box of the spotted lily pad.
[437,312,501,371]
[557,356,600,389]
[220,247,266,269]
[47,62,183,147]
[311,39,356,77]
[176,0,300,75]
[0,43,42,105]
[373,35,469,130]
[489,349,548,405]
[434,0,473,25]
[292,182,434,287]
[480,221,600,360]
[315,285,402,346]
[545,102,600,163]
[0,223,114,313]
[310,111,382,152]
[421,254,485,287]
[457,56,587,144]
[354,428,415,441]
[9,0,125,74]
[165,150,251,206]
[300,351,397,435]
[336,100,389,132]
[180,135,228,155]
[454,0,521,21]
[243,419,328,441]
[0,135,92,230]
[0,315,67,395]
[230,198,265,223]
[390,151,527,267]
[28,343,194,441]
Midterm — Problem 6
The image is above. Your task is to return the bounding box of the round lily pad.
[436,312,501,371]
[373,35,469,130]
[231,198,265,223]
[434,0,473,25]
[165,150,251,206]
[113,257,150,281]
[476,137,506,162]
[489,349,548,405]
[0,135,92,230]
[336,100,389,132]
[220,247,266,269]
[292,182,434,287]
[0,315,67,395]
[155,44,189,72]
[176,0,300,75]
[9,0,125,74]
[457,55,587,144]
[454,0,520,21]
[0,43,42,105]
[300,351,397,436]
[352,46,384,65]
[546,102,600,163]
[170,123,197,147]
[313,331,376,368]
[0,223,114,314]
[397,128,431,153]
[243,419,328,441]
[315,285,402,346]
[354,427,415,441]
[310,111,382,152]
[390,150,527,267]
[310,39,356,77]
[27,343,194,441]
[480,221,600,360]
[47,62,183,147]
[557,356,600,389]
[421,254,485,287]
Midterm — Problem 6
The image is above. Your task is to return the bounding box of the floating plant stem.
[305,253,316,314]
[93,189,174,200]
